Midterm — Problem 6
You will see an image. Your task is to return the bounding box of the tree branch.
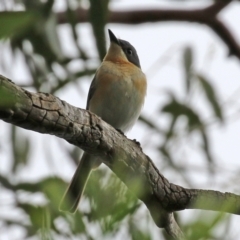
[57,0,240,60]
[1,75,240,239]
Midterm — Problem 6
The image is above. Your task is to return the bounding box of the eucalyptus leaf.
[0,11,37,39]
[130,221,152,240]
[44,13,64,60]
[200,128,214,164]
[19,203,45,229]
[161,97,202,130]
[89,0,109,59]
[197,74,223,122]
[11,126,30,172]
[183,46,193,93]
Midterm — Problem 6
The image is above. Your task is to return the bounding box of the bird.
[59,29,147,213]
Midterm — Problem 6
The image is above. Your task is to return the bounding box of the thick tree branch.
[57,0,240,60]
[1,75,240,239]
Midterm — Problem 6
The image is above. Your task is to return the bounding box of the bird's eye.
[126,49,133,55]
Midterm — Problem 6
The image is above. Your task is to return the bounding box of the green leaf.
[159,145,175,164]
[16,177,66,200]
[68,212,86,234]
[19,203,54,239]
[129,221,152,240]
[161,96,202,130]
[89,0,110,59]
[161,95,215,165]
[40,177,67,211]
[200,128,214,164]
[19,203,45,229]
[197,74,223,122]
[183,46,193,93]
[11,126,30,172]
[50,69,97,94]
[0,11,36,39]
[84,169,139,232]
[44,13,64,60]
[185,212,228,240]
[139,115,164,134]
[0,174,14,189]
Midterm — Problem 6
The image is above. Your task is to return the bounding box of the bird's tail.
[59,153,98,213]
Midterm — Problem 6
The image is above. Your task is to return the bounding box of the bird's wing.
[86,75,97,110]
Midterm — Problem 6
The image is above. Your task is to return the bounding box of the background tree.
[0,0,240,239]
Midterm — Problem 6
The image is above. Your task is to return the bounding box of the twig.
[57,0,240,60]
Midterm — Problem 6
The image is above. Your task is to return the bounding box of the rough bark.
[1,75,240,239]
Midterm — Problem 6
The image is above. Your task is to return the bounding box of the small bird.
[59,29,147,213]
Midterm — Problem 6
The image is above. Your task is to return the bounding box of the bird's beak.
[108,29,120,45]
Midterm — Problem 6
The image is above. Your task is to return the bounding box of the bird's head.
[104,29,141,69]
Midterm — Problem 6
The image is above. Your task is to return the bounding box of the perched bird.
[60,29,147,213]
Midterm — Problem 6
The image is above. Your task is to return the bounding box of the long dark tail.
[59,153,95,213]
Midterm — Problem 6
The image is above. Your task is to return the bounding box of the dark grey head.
[108,29,141,69]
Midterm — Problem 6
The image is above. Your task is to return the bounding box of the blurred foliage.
[11,126,30,172]
[89,0,109,60]
[0,0,235,240]
[183,211,230,240]
[0,11,37,39]
[158,46,223,171]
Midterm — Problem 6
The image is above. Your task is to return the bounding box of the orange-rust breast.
[88,60,147,132]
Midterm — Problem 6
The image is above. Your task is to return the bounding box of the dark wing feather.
[86,75,97,110]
